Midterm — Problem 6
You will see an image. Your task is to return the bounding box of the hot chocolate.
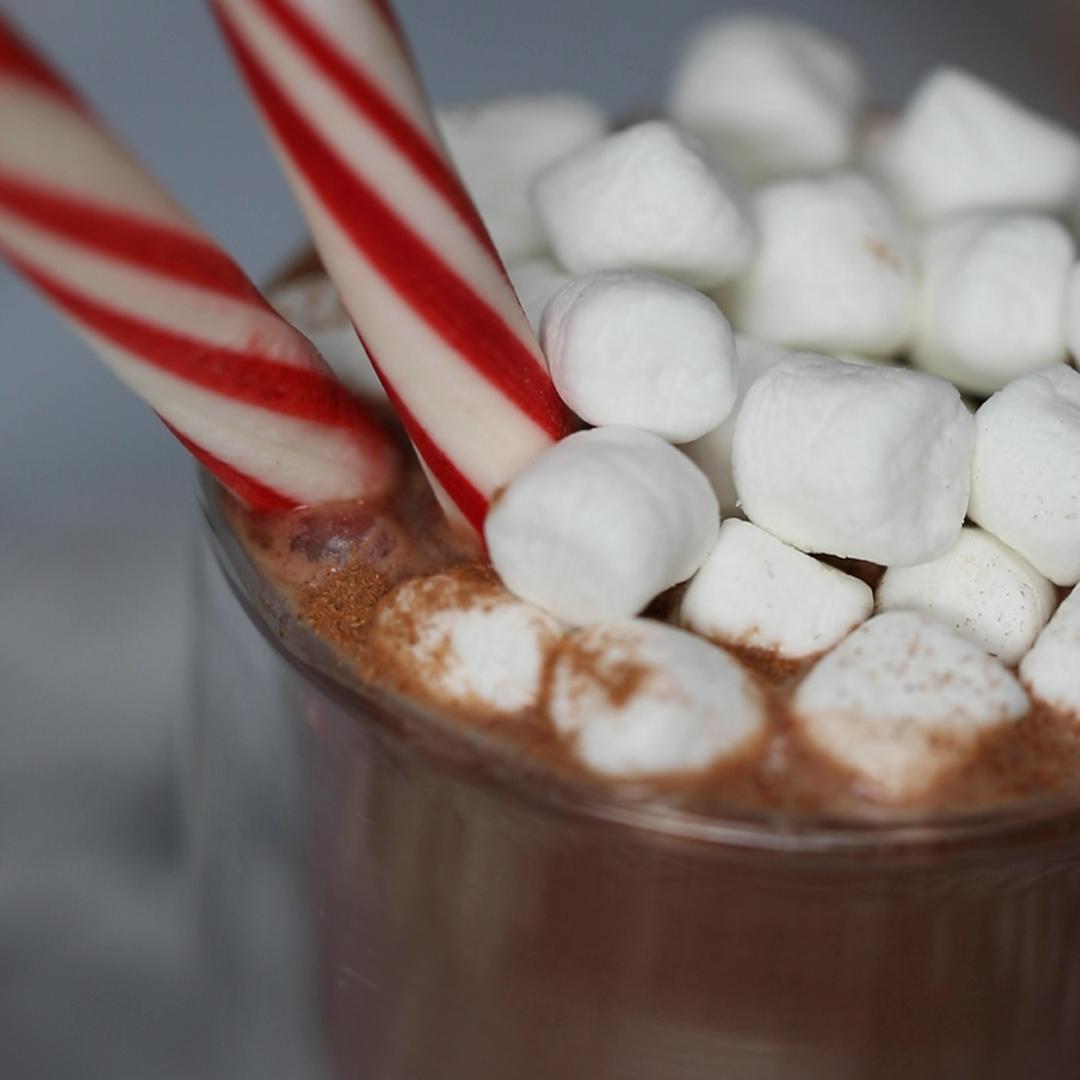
[7,4,1080,1075]
[200,465,1080,1080]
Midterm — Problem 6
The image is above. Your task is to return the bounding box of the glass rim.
[198,470,1080,860]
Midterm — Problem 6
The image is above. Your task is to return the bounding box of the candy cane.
[0,17,398,511]
[210,0,573,532]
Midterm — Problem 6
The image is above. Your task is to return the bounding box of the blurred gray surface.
[2,1,1079,1076]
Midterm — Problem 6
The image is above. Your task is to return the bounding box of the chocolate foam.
[225,452,1080,825]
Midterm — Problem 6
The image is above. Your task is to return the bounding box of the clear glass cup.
[188,473,1080,1080]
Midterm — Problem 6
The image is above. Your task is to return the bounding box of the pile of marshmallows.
[276,15,1080,803]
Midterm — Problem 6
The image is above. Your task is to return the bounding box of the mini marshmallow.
[533,120,756,289]
[507,257,572,332]
[733,354,973,566]
[721,173,916,357]
[541,271,738,443]
[1021,587,1080,718]
[912,213,1074,395]
[367,570,563,716]
[485,426,719,625]
[876,527,1056,666]
[681,519,873,658]
[969,365,1080,585]
[669,14,867,183]
[437,93,607,260]
[795,612,1029,801]
[683,336,788,513]
[873,68,1080,222]
[549,619,764,777]
[268,273,386,402]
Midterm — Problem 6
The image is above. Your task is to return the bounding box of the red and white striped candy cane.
[210,0,574,533]
[0,17,398,512]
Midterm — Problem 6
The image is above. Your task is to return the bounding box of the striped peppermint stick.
[210,0,573,532]
[0,18,398,512]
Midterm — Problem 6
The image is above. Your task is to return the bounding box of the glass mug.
[186,474,1080,1080]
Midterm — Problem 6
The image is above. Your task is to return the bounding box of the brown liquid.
[309,702,1080,1080]
[202,489,1080,1079]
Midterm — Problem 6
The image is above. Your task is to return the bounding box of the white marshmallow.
[876,527,1056,666]
[485,426,719,625]
[873,68,1080,222]
[733,354,974,566]
[507,257,572,333]
[533,120,757,289]
[681,519,873,658]
[669,14,867,183]
[969,365,1080,585]
[268,273,387,402]
[541,271,738,443]
[549,619,764,777]
[912,213,1074,395]
[437,93,607,260]
[721,174,916,357]
[795,612,1029,801]
[683,336,789,514]
[369,572,563,716]
[1021,587,1080,718]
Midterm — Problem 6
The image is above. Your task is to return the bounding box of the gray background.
[2,1,1079,1076]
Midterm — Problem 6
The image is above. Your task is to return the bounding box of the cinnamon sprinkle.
[547,636,655,711]
[301,559,386,651]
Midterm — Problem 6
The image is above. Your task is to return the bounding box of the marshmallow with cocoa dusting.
[669,14,866,183]
[732,354,973,565]
[795,612,1029,801]
[436,93,607,260]
[507,257,572,332]
[549,619,764,777]
[1021,587,1080,718]
[485,426,719,625]
[541,270,739,442]
[876,527,1056,666]
[912,213,1074,395]
[367,570,563,717]
[268,273,387,402]
[720,173,915,357]
[969,364,1080,586]
[681,519,873,658]
[872,68,1080,222]
[683,336,788,514]
[533,120,756,288]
